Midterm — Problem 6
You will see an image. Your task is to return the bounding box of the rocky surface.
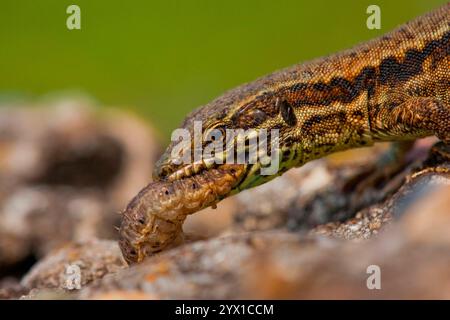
[242,186,450,299]
[78,232,297,300]
[75,184,450,299]
[21,239,125,298]
[0,102,449,299]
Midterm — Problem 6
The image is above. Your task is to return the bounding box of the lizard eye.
[279,100,297,126]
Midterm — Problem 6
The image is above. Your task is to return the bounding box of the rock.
[0,277,27,299]
[78,231,298,300]
[241,187,450,299]
[311,208,391,240]
[21,239,125,292]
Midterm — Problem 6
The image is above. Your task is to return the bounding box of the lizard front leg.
[370,96,450,144]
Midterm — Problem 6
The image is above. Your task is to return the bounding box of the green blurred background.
[0,0,446,139]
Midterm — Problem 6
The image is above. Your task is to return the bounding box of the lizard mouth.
[119,129,285,263]
[153,129,281,184]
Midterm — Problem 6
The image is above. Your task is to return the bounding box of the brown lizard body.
[119,4,449,264]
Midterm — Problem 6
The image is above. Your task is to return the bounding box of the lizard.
[119,3,449,264]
